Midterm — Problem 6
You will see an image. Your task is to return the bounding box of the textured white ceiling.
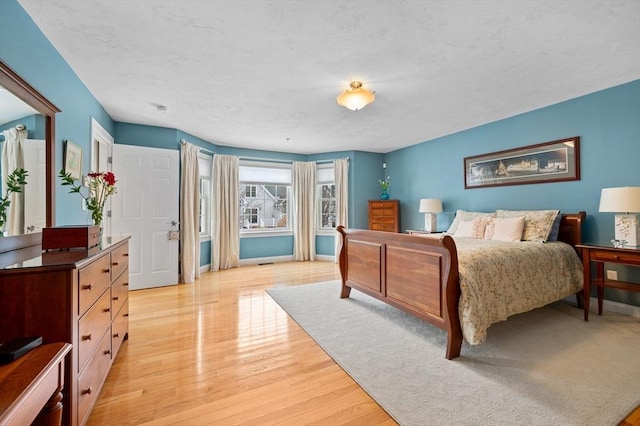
[17,0,640,154]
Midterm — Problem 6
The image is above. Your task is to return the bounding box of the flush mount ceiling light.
[336,81,375,111]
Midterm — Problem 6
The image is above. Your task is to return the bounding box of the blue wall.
[385,80,640,305]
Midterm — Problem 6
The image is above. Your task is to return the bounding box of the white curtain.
[334,158,349,262]
[180,142,201,283]
[211,154,240,271]
[1,127,26,235]
[292,161,316,261]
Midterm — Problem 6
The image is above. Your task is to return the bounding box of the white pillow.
[453,218,487,239]
[484,217,525,242]
[495,209,560,242]
[446,210,496,234]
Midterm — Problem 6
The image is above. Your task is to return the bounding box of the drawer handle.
[124,282,129,287]
[103,349,111,355]
[613,255,620,260]
[103,268,111,274]
[82,334,92,341]
[81,387,93,395]
[112,261,119,266]
[124,313,129,317]
[82,283,93,290]
[103,307,111,313]
[113,332,120,338]
[124,253,129,257]
[113,296,119,301]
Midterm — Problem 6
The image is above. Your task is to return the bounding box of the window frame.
[198,153,212,242]
[316,163,336,236]
[239,160,293,237]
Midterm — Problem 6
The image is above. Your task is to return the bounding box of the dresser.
[0,236,130,426]
[368,200,400,232]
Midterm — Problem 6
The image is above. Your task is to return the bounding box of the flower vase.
[380,188,390,200]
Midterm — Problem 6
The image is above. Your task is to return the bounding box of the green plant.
[0,168,28,231]
[59,169,117,226]
[378,176,390,190]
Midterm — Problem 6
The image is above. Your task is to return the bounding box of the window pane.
[239,182,290,230]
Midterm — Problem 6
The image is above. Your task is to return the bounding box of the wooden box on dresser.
[368,199,400,232]
[0,235,130,426]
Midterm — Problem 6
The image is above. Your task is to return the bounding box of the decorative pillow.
[454,218,487,239]
[495,209,560,242]
[546,213,563,241]
[483,217,525,242]
[446,210,496,235]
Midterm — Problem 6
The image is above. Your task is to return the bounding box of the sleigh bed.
[337,211,586,360]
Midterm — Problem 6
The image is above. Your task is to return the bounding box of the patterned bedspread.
[453,237,584,345]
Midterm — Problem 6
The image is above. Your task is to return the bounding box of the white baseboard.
[239,255,294,266]
[564,295,640,318]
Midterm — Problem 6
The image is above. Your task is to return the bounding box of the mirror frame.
[0,61,59,252]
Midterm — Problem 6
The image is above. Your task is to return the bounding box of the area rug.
[266,281,640,426]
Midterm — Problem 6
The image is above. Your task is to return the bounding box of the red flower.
[103,172,116,186]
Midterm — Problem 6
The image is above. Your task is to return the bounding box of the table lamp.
[598,186,640,246]
[419,198,443,233]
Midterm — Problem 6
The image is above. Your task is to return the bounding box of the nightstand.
[576,242,640,321]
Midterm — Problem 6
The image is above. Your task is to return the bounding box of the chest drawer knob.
[112,261,119,266]
[81,387,93,395]
[103,307,111,313]
[124,282,129,286]
[102,268,111,274]
[113,296,119,301]
[124,253,129,257]
[82,283,93,290]
[103,349,111,355]
[613,255,620,260]
[113,332,119,338]
[81,334,92,341]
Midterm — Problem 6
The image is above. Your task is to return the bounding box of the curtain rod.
[179,139,214,155]
[179,140,347,165]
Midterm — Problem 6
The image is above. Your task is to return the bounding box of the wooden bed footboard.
[337,226,463,359]
[336,211,585,360]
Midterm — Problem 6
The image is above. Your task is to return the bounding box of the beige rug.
[267,281,640,426]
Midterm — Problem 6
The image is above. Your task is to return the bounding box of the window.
[317,164,336,230]
[199,154,212,239]
[239,161,291,232]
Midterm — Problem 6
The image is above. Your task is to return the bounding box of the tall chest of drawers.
[0,236,130,426]
[368,200,400,232]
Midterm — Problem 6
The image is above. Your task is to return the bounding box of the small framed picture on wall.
[64,140,83,180]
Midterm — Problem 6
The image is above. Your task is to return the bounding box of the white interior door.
[23,139,46,233]
[111,144,179,289]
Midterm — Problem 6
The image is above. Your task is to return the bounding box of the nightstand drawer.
[590,250,640,266]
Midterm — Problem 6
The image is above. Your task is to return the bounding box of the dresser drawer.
[112,300,129,359]
[111,269,129,317]
[111,242,129,281]
[590,249,640,266]
[371,223,395,232]
[77,331,112,426]
[371,217,395,224]
[78,253,112,316]
[371,208,395,217]
[78,290,111,373]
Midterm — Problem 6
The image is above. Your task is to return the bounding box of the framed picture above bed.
[464,136,580,189]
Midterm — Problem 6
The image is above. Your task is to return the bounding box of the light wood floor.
[89,261,639,425]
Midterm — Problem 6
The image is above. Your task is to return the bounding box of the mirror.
[0,61,59,251]
[0,86,46,236]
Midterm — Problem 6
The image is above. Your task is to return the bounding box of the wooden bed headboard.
[558,211,586,251]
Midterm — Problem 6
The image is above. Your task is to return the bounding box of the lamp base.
[424,213,437,233]
[614,214,639,247]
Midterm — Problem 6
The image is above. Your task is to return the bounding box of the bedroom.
[1,0,639,425]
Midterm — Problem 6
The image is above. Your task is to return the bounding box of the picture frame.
[464,137,580,189]
[64,140,83,180]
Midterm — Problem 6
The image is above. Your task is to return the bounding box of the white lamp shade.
[599,187,640,213]
[419,198,443,213]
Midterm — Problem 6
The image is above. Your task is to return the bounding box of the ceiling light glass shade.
[599,187,640,212]
[419,198,443,213]
[336,81,375,111]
